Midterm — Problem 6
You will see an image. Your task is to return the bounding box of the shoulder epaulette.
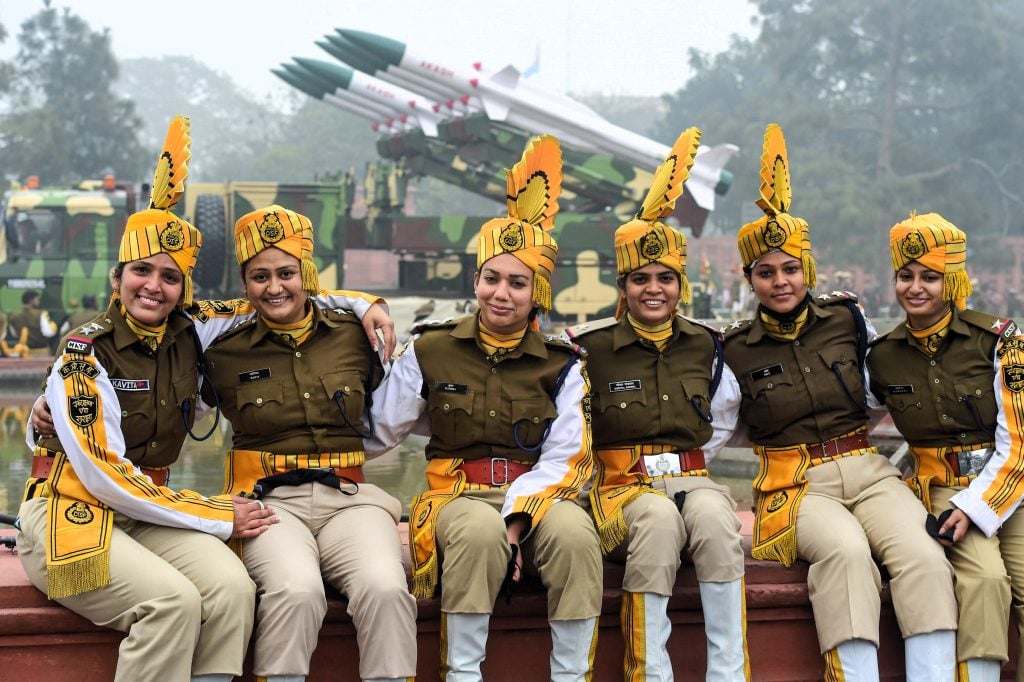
[960,309,1018,341]
[58,317,112,356]
[541,332,585,358]
[814,290,859,307]
[211,316,258,346]
[412,315,461,336]
[678,313,723,338]
[720,318,753,340]
[564,316,617,340]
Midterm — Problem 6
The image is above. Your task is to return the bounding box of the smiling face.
[895,261,950,328]
[112,253,183,326]
[473,253,534,335]
[748,250,809,315]
[621,262,680,326]
[241,247,308,325]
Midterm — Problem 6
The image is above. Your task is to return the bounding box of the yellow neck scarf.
[478,320,526,358]
[264,306,315,347]
[758,304,810,342]
[626,312,673,351]
[906,308,952,356]
[117,298,167,351]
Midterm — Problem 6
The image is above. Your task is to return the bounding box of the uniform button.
[256,398,263,405]
[794,340,800,346]
[934,378,940,384]
[532,417,540,423]
[930,360,936,366]
[941,414,949,420]
[160,399,166,406]
[443,403,451,411]
[767,382,774,389]
[150,442,158,448]
[619,402,627,409]
[303,392,310,399]
[804,367,811,373]
[662,394,669,401]
[491,368,497,374]
[975,389,982,396]
[295,351,302,358]
[343,386,351,393]
[489,410,497,417]
[960,432,967,438]
[121,410,128,417]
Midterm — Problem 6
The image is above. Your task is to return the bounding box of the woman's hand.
[231,496,278,539]
[31,395,55,438]
[938,508,972,546]
[363,303,397,359]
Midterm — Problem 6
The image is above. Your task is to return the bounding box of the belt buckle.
[819,438,839,459]
[490,458,510,485]
[957,448,994,477]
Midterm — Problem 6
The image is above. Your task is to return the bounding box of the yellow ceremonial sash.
[223,449,366,496]
[590,444,708,554]
[905,442,993,512]
[44,452,115,599]
[752,431,874,567]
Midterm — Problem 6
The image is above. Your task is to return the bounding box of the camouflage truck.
[0,181,138,323]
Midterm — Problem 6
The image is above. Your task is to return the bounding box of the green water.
[0,392,755,520]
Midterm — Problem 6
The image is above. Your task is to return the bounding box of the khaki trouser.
[795,454,958,653]
[17,496,255,682]
[243,482,416,679]
[931,485,1024,665]
[435,487,602,620]
[609,478,744,595]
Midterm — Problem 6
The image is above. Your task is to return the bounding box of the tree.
[658,0,1024,260]
[0,6,146,185]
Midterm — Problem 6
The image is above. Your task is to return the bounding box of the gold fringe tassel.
[301,257,321,294]
[680,276,692,305]
[47,553,110,599]
[802,252,817,290]
[183,275,194,308]
[412,551,439,600]
[751,527,798,568]
[946,270,972,310]
[533,274,552,313]
[597,508,631,555]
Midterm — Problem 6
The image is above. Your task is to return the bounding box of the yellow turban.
[614,127,702,317]
[234,204,320,293]
[736,124,816,289]
[889,212,972,309]
[119,116,201,307]
[477,134,563,312]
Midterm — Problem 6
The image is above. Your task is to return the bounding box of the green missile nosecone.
[337,29,406,67]
[715,169,733,196]
[281,61,336,98]
[325,32,391,74]
[293,57,355,91]
[272,68,326,100]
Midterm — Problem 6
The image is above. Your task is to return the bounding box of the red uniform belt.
[806,432,871,460]
[31,453,170,487]
[458,458,531,486]
[629,448,706,474]
[331,466,366,484]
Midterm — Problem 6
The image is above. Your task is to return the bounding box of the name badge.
[111,378,150,391]
[749,364,783,381]
[887,384,914,395]
[435,382,468,394]
[609,379,642,392]
[642,453,682,477]
[239,368,272,383]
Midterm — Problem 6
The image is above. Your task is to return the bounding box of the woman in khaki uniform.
[202,204,416,682]
[722,124,958,681]
[16,117,276,682]
[566,128,747,681]
[868,213,1024,682]
[368,136,602,682]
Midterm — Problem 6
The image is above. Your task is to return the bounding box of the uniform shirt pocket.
[511,396,559,450]
[320,370,367,432]
[235,380,285,434]
[595,382,648,440]
[953,372,997,431]
[426,389,476,447]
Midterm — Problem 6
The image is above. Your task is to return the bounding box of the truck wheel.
[192,194,227,297]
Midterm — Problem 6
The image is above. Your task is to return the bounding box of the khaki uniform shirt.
[203,306,379,454]
[723,294,869,446]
